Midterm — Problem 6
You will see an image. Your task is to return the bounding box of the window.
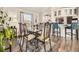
[23,13,32,30]
[54,11,57,16]
[20,12,32,30]
[24,13,32,21]
[74,8,77,14]
[58,10,61,15]
[70,9,72,15]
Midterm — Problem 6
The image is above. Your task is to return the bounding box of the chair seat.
[65,26,72,29]
[28,34,35,41]
[65,23,78,29]
[53,27,60,29]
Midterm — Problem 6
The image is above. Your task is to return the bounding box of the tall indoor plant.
[0,9,8,52]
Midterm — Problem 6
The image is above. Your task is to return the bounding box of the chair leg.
[44,41,46,52]
[60,29,61,38]
[59,28,61,39]
[76,29,78,40]
[9,39,12,52]
[43,33,46,52]
[26,36,28,52]
[57,29,58,40]
[52,29,55,41]
[52,28,54,36]
[65,28,66,41]
[36,39,39,49]
[22,37,24,48]
[65,28,67,51]
[19,37,23,52]
[49,30,52,51]
[71,29,73,50]
[19,43,23,52]
[49,38,52,51]
[48,24,52,52]
[43,26,46,52]
[71,29,73,40]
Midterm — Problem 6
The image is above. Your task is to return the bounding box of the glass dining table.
[26,29,43,51]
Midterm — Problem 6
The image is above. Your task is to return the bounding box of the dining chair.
[37,22,52,52]
[25,25,42,52]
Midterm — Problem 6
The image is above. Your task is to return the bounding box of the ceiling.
[20,7,51,13]
[1,7,51,13]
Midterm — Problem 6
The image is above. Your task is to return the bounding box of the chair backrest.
[71,22,78,29]
[43,22,51,38]
[71,18,78,29]
[52,23,59,29]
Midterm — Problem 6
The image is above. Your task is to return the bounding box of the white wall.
[51,7,78,24]
[39,8,51,23]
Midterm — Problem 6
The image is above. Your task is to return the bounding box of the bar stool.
[52,23,61,41]
[65,22,78,51]
[65,22,78,41]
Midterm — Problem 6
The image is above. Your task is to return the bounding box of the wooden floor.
[51,36,79,52]
[6,36,79,52]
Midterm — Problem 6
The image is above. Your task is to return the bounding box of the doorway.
[67,16,72,24]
